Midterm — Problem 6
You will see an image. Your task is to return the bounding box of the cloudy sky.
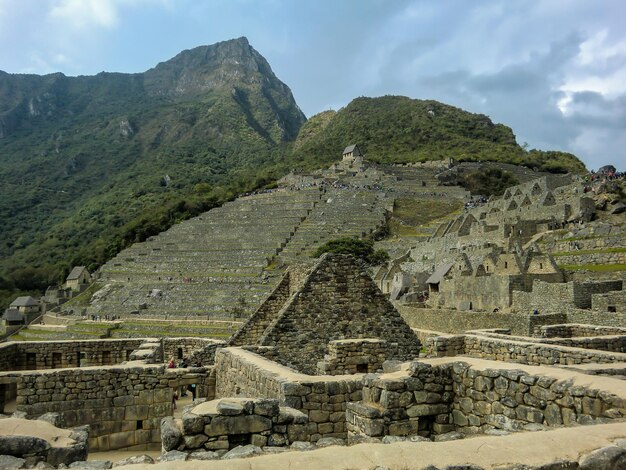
[0,0,624,170]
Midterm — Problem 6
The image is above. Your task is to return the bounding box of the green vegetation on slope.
[293,96,586,174]
[313,238,390,266]
[458,168,519,196]
[388,198,464,238]
[0,38,305,308]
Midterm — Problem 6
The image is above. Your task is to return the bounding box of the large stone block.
[108,431,135,450]
[204,415,271,437]
[124,405,149,421]
[407,404,449,417]
[388,420,419,436]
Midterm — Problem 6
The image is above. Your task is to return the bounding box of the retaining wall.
[214,347,362,442]
[1,364,211,451]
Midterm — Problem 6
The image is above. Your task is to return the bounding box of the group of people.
[168,357,198,409]
[89,314,118,321]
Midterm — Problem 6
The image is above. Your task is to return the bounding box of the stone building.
[65,266,91,291]
[424,249,564,312]
[10,296,40,315]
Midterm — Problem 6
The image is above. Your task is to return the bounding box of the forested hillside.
[0,37,305,306]
[291,96,585,174]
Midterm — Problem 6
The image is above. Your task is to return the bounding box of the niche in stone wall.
[102,351,111,365]
[52,352,62,368]
[26,353,36,369]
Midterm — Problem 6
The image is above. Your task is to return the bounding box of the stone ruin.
[0,253,625,467]
[0,149,625,467]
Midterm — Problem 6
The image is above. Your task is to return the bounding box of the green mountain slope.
[291,96,586,174]
[0,37,305,305]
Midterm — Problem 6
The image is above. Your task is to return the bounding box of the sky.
[0,0,625,170]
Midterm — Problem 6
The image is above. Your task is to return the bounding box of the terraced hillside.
[76,185,391,319]
[85,188,324,319]
[278,189,390,264]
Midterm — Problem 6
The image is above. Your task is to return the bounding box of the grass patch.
[388,197,463,238]
[60,283,101,308]
[551,247,626,257]
[558,264,626,272]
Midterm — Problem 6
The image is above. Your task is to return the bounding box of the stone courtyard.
[1,150,625,469]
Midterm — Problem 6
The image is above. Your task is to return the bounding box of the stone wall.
[163,397,309,452]
[349,358,626,439]
[419,332,626,365]
[438,275,517,311]
[573,280,623,309]
[422,334,466,358]
[449,360,626,432]
[4,364,211,451]
[162,338,224,365]
[554,251,626,266]
[214,347,362,442]
[347,362,454,438]
[511,279,623,315]
[463,334,626,365]
[317,339,392,375]
[567,309,626,328]
[540,323,626,338]
[539,335,626,353]
[592,289,625,314]
[397,305,566,336]
[0,339,144,371]
[460,328,626,354]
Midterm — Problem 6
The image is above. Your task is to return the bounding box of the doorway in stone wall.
[0,382,17,414]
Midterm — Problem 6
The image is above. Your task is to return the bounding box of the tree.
[312,237,389,266]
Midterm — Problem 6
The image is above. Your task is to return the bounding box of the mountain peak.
[143,37,275,97]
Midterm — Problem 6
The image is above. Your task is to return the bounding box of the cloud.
[49,0,119,30]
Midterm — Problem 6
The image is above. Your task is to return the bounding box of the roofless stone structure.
[229,253,422,374]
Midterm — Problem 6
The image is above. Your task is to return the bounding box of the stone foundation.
[162,397,309,452]
[214,347,362,442]
[2,363,212,451]
[317,338,392,375]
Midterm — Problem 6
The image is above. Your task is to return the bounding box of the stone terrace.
[277,189,390,264]
[91,189,323,318]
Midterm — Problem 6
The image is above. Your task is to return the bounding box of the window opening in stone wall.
[52,352,62,369]
[229,434,250,449]
[26,353,36,369]
[177,347,184,360]
[126,350,133,360]
[504,262,508,269]
[137,420,143,429]
[608,306,616,313]
[102,351,111,365]
[539,263,543,269]
[356,364,368,373]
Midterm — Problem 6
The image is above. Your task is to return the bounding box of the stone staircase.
[278,189,390,264]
